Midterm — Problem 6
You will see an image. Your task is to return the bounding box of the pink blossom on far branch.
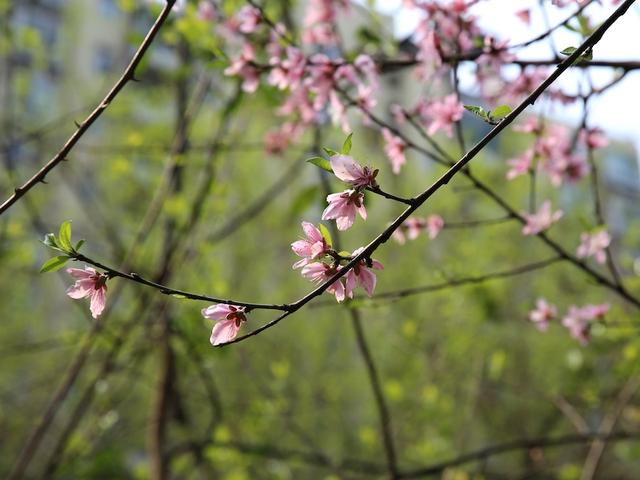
[521,201,563,236]
[528,298,556,332]
[291,222,330,269]
[577,230,611,264]
[393,215,444,244]
[424,94,464,138]
[382,128,407,174]
[202,304,247,346]
[224,44,260,93]
[580,127,609,149]
[322,189,366,231]
[562,304,609,346]
[66,267,108,319]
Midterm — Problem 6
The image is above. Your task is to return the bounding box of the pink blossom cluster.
[219,4,379,147]
[577,230,611,265]
[406,0,481,80]
[507,119,590,187]
[529,298,610,345]
[521,201,563,236]
[292,223,383,303]
[392,215,444,244]
[391,94,465,142]
[302,0,349,46]
[290,154,384,303]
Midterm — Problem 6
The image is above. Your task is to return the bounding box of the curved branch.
[71,252,291,312]
[0,0,177,216]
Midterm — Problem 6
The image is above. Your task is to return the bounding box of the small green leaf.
[560,46,592,65]
[341,133,353,155]
[42,233,60,250]
[318,223,333,247]
[322,147,339,157]
[491,104,512,119]
[58,221,73,252]
[464,104,488,119]
[171,293,187,299]
[74,239,85,252]
[560,46,578,56]
[306,156,333,173]
[338,250,352,257]
[40,255,70,273]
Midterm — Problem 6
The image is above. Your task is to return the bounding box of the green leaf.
[58,221,73,252]
[338,250,352,257]
[560,46,592,65]
[560,46,578,56]
[318,223,333,247]
[74,239,85,252]
[322,147,339,157]
[464,104,488,119]
[171,293,187,299]
[491,104,512,119]
[306,156,333,173]
[341,133,353,155]
[40,255,70,273]
[42,233,60,250]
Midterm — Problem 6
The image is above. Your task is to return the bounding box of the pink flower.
[224,44,260,93]
[506,149,533,180]
[329,155,378,189]
[514,117,541,134]
[522,201,563,235]
[561,304,609,346]
[66,267,108,319]
[477,36,515,70]
[322,189,366,231]
[528,298,556,332]
[268,46,306,91]
[425,94,464,137]
[197,1,216,21]
[202,304,247,346]
[382,128,407,174]
[580,127,609,149]
[394,215,444,243]
[390,104,407,125]
[577,230,611,264]
[515,8,531,24]
[236,6,261,33]
[291,222,330,269]
[301,262,346,302]
[426,214,444,239]
[345,247,383,298]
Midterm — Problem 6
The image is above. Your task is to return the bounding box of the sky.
[368,0,640,152]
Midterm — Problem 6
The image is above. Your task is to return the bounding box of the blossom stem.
[366,186,414,206]
[71,253,291,312]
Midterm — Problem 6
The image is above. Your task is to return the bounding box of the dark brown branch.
[7,323,102,480]
[397,431,640,478]
[219,0,639,346]
[71,252,290,311]
[311,257,562,308]
[0,0,177,216]
[351,310,399,479]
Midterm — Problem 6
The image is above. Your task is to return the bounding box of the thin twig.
[0,0,177,216]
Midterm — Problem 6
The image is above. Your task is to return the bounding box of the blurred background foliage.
[1,1,640,479]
